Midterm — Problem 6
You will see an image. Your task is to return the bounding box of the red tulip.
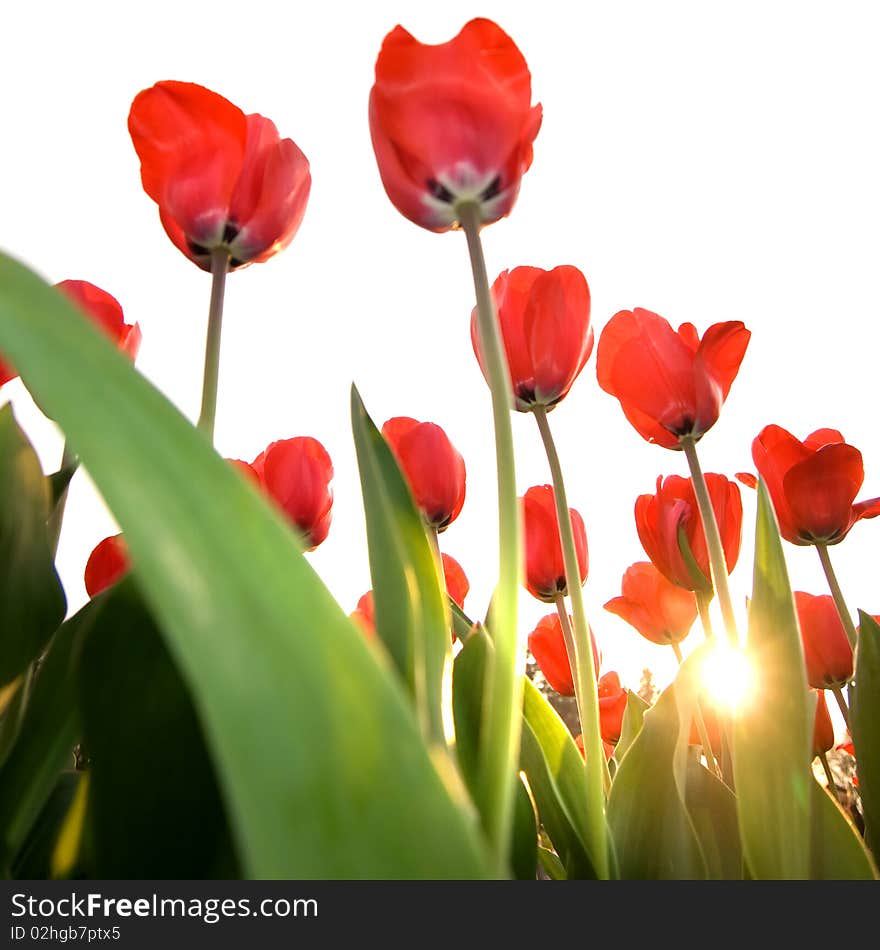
[1,280,140,387]
[470,266,593,411]
[794,592,854,689]
[747,425,880,545]
[350,591,376,639]
[382,417,466,531]
[604,561,698,645]
[688,703,723,755]
[441,553,469,610]
[522,485,589,601]
[128,81,310,271]
[596,309,750,448]
[84,534,131,598]
[635,474,742,592]
[812,690,834,757]
[368,18,542,231]
[251,437,333,549]
[598,672,628,744]
[528,612,601,696]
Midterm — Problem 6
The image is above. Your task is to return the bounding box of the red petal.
[693,321,750,434]
[441,553,470,609]
[803,429,846,451]
[783,443,864,543]
[84,534,131,597]
[751,424,812,543]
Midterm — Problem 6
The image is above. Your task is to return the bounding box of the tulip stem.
[818,751,843,807]
[671,642,722,779]
[47,441,78,559]
[196,249,229,443]
[680,436,739,647]
[830,684,851,730]
[816,544,858,650]
[457,201,523,871]
[695,590,716,641]
[536,406,612,810]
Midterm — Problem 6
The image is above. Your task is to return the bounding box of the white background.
[2,1,878,724]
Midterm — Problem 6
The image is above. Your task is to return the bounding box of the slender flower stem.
[818,750,843,806]
[457,202,523,869]
[196,249,230,443]
[535,406,612,805]
[816,544,858,650]
[695,590,716,640]
[671,642,722,779]
[46,441,78,559]
[680,436,739,647]
[830,684,851,730]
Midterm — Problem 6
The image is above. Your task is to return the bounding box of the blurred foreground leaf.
[0,252,490,879]
[852,611,880,860]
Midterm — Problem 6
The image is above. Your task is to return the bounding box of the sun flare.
[700,645,754,714]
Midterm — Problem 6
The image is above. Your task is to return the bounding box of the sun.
[700,644,754,714]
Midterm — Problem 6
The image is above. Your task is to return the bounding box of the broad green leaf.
[537,845,566,880]
[77,579,234,878]
[809,779,877,879]
[0,252,490,879]
[607,673,707,880]
[512,774,538,880]
[614,689,650,765]
[351,385,450,746]
[452,627,491,797]
[10,771,81,880]
[684,758,742,880]
[733,480,812,879]
[852,612,880,859]
[0,597,98,873]
[0,404,67,685]
[521,678,603,879]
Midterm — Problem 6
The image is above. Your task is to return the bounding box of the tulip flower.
[746,425,880,546]
[251,437,333,550]
[794,592,854,689]
[381,417,466,531]
[84,534,131,598]
[128,81,311,271]
[368,18,542,232]
[522,485,588,601]
[350,591,376,639]
[598,672,628,745]
[604,561,698,645]
[812,690,835,757]
[0,280,140,387]
[574,733,616,761]
[635,474,742,592]
[596,309,750,449]
[470,266,593,411]
[527,612,601,696]
[441,553,469,610]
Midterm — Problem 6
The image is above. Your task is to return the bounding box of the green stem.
[680,436,739,647]
[830,684,851,731]
[816,544,858,650]
[818,750,843,807]
[672,642,721,779]
[196,249,230,443]
[457,202,522,870]
[535,406,612,810]
[695,589,716,641]
[46,441,78,558]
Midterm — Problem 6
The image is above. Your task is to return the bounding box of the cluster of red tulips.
[0,16,877,881]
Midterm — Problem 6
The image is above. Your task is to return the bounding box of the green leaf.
[852,611,880,860]
[733,480,812,879]
[512,775,538,880]
[614,689,650,765]
[809,779,877,879]
[0,404,67,685]
[452,627,491,798]
[0,597,97,873]
[521,678,602,879]
[10,771,81,880]
[0,252,490,879]
[684,758,742,880]
[607,673,707,880]
[77,579,235,878]
[350,386,451,746]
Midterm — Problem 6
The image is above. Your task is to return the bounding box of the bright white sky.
[2,1,879,723]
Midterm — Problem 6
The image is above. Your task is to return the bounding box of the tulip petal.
[693,321,750,432]
[783,443,864,542]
